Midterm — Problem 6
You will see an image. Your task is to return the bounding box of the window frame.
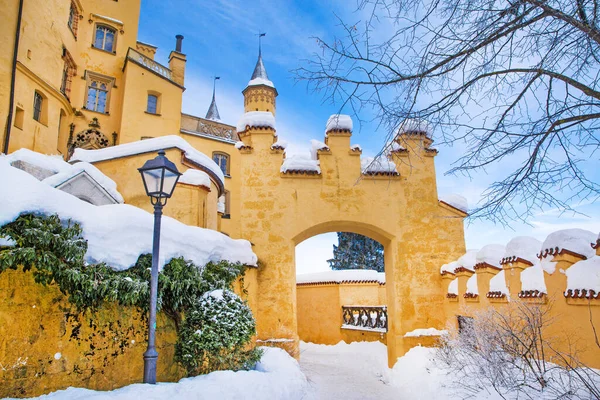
[93,24,117,53]
[146,91,161,115]
[212,151,230,177]
[32,91,47,124]
[83,71,115,114]
[67,1,80,38]
[60,48,77,99]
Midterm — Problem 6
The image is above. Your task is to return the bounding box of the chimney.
[175,34,184,52]
[169,34,187,87]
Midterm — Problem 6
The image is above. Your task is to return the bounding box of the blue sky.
[138,0,599,274]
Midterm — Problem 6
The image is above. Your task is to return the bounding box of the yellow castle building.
[1,0,598,396]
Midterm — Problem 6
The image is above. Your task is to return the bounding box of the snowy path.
[298,341,400,400]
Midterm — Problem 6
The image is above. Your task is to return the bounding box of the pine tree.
[327,232,384,272]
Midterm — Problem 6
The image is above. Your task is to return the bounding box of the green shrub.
[175,289,262,375]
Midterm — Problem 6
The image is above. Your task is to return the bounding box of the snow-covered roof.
[540,229,597,273]
[325,114,353,134]
[280,155,320,175]
[502,236,542,265]
[0,157,257,270]
[248,77,275,88]
[565,256,600,298]
[6,149,123,203]
[178,169,211,189]
[439,193,468,213]
[475,244,505,269]
[71,135,225,190]
[396,118,432,136]
[361,157,399,176]
[236,111,276,133]
[296,270,385,285]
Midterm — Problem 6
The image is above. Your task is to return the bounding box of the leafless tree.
[296,0,600,222]
[436,301,600,399]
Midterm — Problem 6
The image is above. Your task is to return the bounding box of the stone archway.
[237,121,467,366]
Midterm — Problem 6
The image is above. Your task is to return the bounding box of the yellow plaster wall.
[0,268,182,398]
[0,0,20,151]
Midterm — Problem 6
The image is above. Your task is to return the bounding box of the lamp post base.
[143,348,158,384]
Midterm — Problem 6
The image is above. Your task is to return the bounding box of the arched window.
[94,25,116,53]
[212,152,230,176]
[32,91,47,124]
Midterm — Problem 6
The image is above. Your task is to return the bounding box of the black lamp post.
[138,149,181,384]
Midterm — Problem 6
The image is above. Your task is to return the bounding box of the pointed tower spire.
[251,33,269,81]
[205,76,221,121]
[243,33,278,115]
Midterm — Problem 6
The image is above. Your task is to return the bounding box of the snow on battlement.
[71,135,225,188]
[540,229,597,273]
[565,256,600,298]
[0,157,257,270]
[488,270,509,298]
[325,114,353,134]
[475,244,505,269]
[360,157,399,176]
[396,118,432,136]
[296,270,385,285]
[280,155,321,175]
[236,111,276,133]
[310,139,330,159]
[454,249,479,273]
[502,236,542,265]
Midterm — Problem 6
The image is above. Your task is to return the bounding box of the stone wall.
[0,269,183,398]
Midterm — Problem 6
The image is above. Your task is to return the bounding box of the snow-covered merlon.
[280,155,320,174]
[540,229,597,273]
[475,244,505,269]
[71,135,225,188]
[440,261,460,274]
[360,157,399,175]
[296,269,386,285]
[271,139,288,150]
[439,193,468,213]
[0,158,257,270]
[236,111,276,133]
[6,149,124,203]
[503,236,542,264]
[178,169,211,189]
[396,118,432,136]
[310,139,329,159]
[403,328,448,337]
[350,144,362,152]
[456,249,479,272]
[325,114,353,134]
[247,77,275,88]
[565,256,600,294]
[520,264,547,294]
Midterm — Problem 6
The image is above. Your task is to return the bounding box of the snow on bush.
[0,159,256,270]
[489,270,509,296]
[360,156,398,175]
[448,278,458,295]
[475,244,505,268]
[404,328,448,337]
[71,135,225,187]
[440,261,459,274]
[540,229,597,273]
[175,289,261,375]
[504,236,542,264]
[280,155,320,174]
[236,111,276,133]
[178,169,211,188]
[439,193,468,213]
[18,347,307,400]
[296,269,386,285]
[465,274,478,295]
[6,149,124,203]
[565,256,600,293]
[456,249,479,272]
[325,114,353,133]
[520,264,547,293]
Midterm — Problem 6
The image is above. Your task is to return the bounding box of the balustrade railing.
[341,305,388,333]
[127,48,172,80]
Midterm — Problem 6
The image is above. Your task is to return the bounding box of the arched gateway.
[236,61,467,366]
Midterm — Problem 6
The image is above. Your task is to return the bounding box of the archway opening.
[295,228,389,349]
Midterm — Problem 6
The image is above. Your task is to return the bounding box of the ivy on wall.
[0,213,261,376]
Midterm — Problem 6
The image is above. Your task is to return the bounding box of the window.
[14,107,24,129]
[147,94,158,114]
[84,71,115,114]
[223,190,231,218]
[67,2,79,37]
[60,49,76,98]
[33,92,44,122]
[212,152,230,176]
[93,25,116,53]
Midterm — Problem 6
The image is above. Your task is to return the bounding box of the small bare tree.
[297,0,600,222]
[436,301,600,399]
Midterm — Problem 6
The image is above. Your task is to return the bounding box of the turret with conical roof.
[205,77,221,121]
[243,38,278,116]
